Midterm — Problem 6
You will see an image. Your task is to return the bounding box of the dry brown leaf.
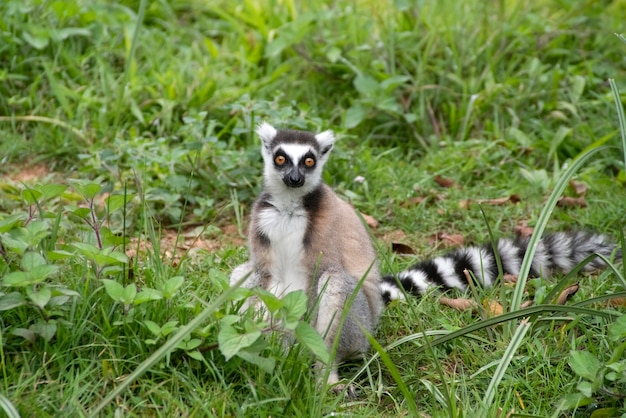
[476,194,521,206]
[556,283,580,305]
[459,199,471,210]
[399,196,426,208]
[569,180,588,196]
[429,232,464,248]
[520,301,533,309]
[557,196,587,208]
[360,212,379,229]
[391,242,416,255]
[607,297,626,307]
[503,273,518,283]
[440,297,477,311]
[434,175,455,188]
[483,299,504,316]
[514,221,534,238]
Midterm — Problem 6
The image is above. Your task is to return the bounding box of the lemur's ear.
[315,130,335,155]
[256,122,277,148]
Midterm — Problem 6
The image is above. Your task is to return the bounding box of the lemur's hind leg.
[313,269,377,397]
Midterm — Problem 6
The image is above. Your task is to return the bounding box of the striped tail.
[380,231,620,304]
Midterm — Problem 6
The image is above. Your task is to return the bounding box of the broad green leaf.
[576,381,594,398]
[46,250,75,260]
[144,320,162,336]
[102,279,125,302]
[26,286,52,309]
[608,315,626,341]
[21,251,47,271]
[0,292,27,311]
[2,265,58,286]
[69,180,102,200]
[122,284,137,305]
[39,184,67,200]
[0,213,26,233]
[105,194,134,213]
[162,276,184,299]
[254,288,284,313]
[2,271,28,287]
[12,327,36,343]
[186,350,204,361]
[161,321,179,337]
[353,74,380,97]
[134,288,163,304]
[295,321,330,364]
[236,350,276,374]
[21,188,42,205]
[217,324,261,361]
[25,221,50,245]
[22,30,49,49]
[569,350,601,381]
[281,290,307,328]
[31,320,57,342]
[0,232,29,255]
[345,104,367,129]
[52,27,92,41]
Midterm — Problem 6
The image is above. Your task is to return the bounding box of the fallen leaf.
[514,221,534,238]
[503,273,518,283]
[440,296,477,311]
[399,196,426,208]
[429,232,464,248]
[569,180,588,196]
[520,300,533,309]
[556,283,579,305]
[360,212,379,229]
[557,196,587,208]
[459,199,471,210]
[434,176,455,188]
[607,297,626,307]
[391,242,415,255]
[476,194,521,206]
[483,299,503,316]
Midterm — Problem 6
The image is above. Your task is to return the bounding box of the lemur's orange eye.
[275,155,286,165]
[304,157,315,167]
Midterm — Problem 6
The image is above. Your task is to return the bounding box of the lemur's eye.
[304,157,315,167]
[275,155,286,165]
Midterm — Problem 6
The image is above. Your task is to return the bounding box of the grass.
[1,0,626,416]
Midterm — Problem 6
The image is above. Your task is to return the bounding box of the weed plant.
[1,0,625,416]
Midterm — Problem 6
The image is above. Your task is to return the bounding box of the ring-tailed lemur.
[230,122,383,392]
[231,123,620,392]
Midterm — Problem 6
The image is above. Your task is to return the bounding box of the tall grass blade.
[510,146,605,311]
[0,394,20,418]
[364,329,419,416]
[481,319,531,411]
[608,78,626,169]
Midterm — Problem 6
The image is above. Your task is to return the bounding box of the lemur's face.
[256,123,335,193]
[271,144,318,188]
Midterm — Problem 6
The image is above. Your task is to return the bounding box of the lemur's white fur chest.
[256,197,310,297]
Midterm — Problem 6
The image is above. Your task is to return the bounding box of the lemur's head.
[256,122,335,194]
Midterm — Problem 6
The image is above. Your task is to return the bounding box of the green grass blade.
[89,278,245,417]
[481,319,531,411]
[0,394,20,418]
[609,78,626,170]
[364,329,419,416]
[510,145,605,312]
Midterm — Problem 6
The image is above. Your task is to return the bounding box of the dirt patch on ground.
[4,162,55,183]
[126,224,246,264]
